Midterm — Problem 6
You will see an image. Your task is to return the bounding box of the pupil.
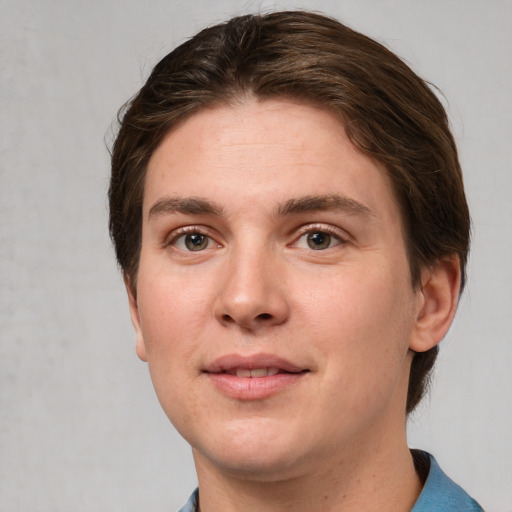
[307,232,330,250]
[185,233,207,251]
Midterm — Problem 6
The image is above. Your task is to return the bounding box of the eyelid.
[162,223,349,250]
[164,225,221,249]
[292,223,350,244]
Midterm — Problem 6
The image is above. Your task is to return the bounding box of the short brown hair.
[109,11,470,413]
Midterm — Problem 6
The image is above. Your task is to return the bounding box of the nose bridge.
[215,237,289,329]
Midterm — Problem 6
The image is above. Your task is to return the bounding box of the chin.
[189,419,311,481]
[201,447,307,482]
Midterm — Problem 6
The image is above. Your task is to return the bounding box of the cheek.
[302,262,411,327]
[299,262,415,376]
[135,273,209,425]
[137,267,213,356]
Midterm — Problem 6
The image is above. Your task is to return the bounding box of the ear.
[124,275,148,362]
[409,256,462,353]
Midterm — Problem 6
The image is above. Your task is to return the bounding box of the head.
[109,11,470,415]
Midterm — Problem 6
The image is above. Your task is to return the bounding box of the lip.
[203,353,309,400]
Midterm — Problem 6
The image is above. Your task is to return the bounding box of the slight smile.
[203,354,310,400]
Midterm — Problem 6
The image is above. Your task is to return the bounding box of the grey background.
[1,0,510,511]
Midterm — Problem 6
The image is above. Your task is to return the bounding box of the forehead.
[144,99,399,225]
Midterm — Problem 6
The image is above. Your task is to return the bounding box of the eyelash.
[292,224,348,250]
[165,226,220,252]
[165,224,348,252]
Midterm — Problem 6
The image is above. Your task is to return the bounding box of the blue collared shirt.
[178,452,483,511]
[412,453,483,511]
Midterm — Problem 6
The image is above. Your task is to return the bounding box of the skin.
[127,99,460,512]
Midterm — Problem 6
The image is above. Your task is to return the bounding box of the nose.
[214,247,290,331]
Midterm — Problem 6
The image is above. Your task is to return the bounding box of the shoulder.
[411,450,484,511]
[178,488,199,512]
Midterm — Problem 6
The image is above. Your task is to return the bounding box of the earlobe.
[409,256,462,353]
[124,275,148,362]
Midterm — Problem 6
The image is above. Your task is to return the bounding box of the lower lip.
[205,372,306,400]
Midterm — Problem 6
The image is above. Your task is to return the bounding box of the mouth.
[207,367,307,377]
[202,354,310,400]
[203,353,309,375]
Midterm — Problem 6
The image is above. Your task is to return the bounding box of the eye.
[173,232,214,251]
[294,229,344,250]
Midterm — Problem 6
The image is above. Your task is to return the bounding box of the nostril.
[217,303,287,329]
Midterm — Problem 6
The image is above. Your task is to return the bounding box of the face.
[129,99,426,481]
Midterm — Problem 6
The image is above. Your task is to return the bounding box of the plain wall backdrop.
[1,0,511,511]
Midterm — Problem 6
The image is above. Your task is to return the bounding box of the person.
[109,10,483,512]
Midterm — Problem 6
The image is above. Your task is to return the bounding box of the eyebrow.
[148,194,373,220]
[148,196,223,219]
[277,194,373,218]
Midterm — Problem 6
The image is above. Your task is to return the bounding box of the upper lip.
[203,353,307,374]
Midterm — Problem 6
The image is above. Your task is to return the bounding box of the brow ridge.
[148,196,223,218]
[148,194,372,220]
[277,194,373,217]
